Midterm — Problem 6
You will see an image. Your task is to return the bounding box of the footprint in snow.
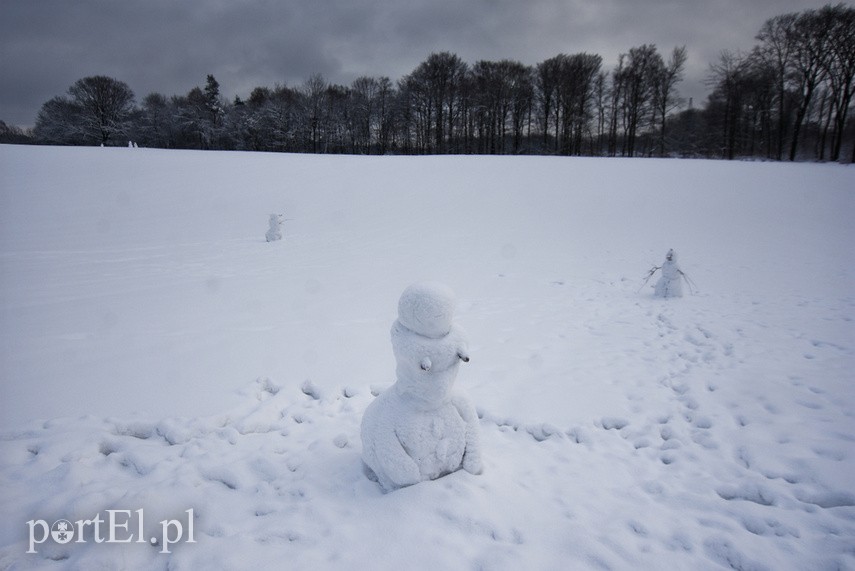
[599,417,629,430]
[795,490,855,508]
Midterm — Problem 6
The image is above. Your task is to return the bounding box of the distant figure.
[640,249,695,298]
[266,213,283,242]
[654,249,683,298]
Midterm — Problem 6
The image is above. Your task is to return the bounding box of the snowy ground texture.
[1,145,853,570]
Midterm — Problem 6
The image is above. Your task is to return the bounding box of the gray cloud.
[1,0,826,128]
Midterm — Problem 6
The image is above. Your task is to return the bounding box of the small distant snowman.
[360,282,482,492]
[654,248,683,298]
[266,213,283,242]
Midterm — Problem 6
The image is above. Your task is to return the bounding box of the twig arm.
[637,266,660,292]
[678,269,698,294]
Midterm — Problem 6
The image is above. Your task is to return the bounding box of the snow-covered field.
[1,144,853,570]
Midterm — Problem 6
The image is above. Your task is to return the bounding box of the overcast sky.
[1,0,829,128]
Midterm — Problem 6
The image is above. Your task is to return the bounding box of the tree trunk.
[789,104,808,161]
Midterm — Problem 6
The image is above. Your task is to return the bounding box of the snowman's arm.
[637,265,661,293]
[452,395,482,475]
[678,269,697,294]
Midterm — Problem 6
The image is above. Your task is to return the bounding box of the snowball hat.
[397,282,457,339]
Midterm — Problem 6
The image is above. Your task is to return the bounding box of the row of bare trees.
[12,4,853,161]
[27,47,689,158]
[704,3,855,161]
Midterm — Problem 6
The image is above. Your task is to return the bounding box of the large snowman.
[361,282,482,492]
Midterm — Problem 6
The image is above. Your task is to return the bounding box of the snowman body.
[266,214,283,242]
[654,249,683,298]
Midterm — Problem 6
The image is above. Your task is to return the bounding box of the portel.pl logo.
[27,509,195,554]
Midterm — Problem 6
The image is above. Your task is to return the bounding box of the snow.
[1,144,854,569]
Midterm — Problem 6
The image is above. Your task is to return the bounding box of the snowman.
[653,248,684,298]
[265,213,283,242]
[360,282,482,492]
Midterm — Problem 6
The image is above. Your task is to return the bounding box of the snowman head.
[666,249,676,262]
[397,282,457,339]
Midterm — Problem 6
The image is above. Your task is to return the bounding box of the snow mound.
[2,371,854,569]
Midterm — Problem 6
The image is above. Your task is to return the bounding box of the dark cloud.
[1,0,826,128]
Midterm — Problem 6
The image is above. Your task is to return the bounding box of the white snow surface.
[1,145,854,570]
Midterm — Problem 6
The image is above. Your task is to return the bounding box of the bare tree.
[507,62,534,154]
[471,60,500,153]
[351,76,378,153]
[817,4,855,161]
[34,96,85,144]
[405,52,468,153]
[472,60,525,154]
[0,120,31,144]
[65,76,135,145]
[787,9,829,160]
[562,53,602,155]
[593,71,608,155]
[241,84,301,152]
[375,77,396,154]
[173,87,210,149]
[607,55,626,156]
[707,51,751,159]
[535,56,563,152]
[756,12,799,160]
[138,92,174,148]
[398,71,430,153]
[653,46,687,156]
[303,74,328,153]
[621,45,663,157]
[533,54,601,155]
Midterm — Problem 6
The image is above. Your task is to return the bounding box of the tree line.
[5,4,853,162]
